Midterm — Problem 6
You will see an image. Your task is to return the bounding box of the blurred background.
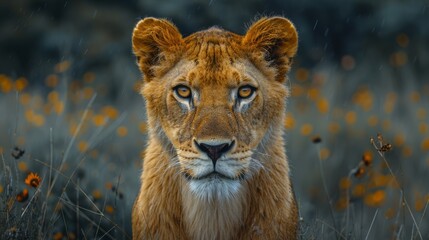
[1,0,428,239]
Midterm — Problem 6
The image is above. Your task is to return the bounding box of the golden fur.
[132,17,299,239]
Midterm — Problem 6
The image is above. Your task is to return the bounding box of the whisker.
[249,157,269,174]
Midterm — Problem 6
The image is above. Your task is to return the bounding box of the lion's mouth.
[183,171,245,181]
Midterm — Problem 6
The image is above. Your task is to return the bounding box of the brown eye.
[174,85,192,99]
[238,85,256,99]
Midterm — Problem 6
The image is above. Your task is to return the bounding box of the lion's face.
[133,18,297,200]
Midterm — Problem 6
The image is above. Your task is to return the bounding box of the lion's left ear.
[242,17,298,82]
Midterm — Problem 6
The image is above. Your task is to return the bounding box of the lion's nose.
[195,140,234,165]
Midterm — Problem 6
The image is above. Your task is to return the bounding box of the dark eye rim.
[173,84,192,99]
[237,85,257,99]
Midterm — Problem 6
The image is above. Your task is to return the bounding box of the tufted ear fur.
[242,17,298,82]
[132,17,183,81]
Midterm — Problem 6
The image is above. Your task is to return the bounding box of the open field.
[1,0,428,239]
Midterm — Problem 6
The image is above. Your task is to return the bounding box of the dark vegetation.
[1,0,428,239]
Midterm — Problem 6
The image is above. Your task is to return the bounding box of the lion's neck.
[181,183,245,240]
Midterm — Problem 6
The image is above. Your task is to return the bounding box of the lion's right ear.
[132,18,183,81]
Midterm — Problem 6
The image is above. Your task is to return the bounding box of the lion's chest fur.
[181,185,245,240]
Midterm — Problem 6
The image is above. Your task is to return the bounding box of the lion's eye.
[174,85,192,99]
[238,85,256,99]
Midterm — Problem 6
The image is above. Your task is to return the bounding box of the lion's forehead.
[184,28,243,60]
[162,29,269,89]
[165,59,264,90]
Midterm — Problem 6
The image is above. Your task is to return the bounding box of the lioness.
[132,17,298,239]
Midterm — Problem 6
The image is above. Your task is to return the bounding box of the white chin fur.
[188,178,241,201]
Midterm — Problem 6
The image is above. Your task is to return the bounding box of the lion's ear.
[242,17,298,82]
[132,17,183,80]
